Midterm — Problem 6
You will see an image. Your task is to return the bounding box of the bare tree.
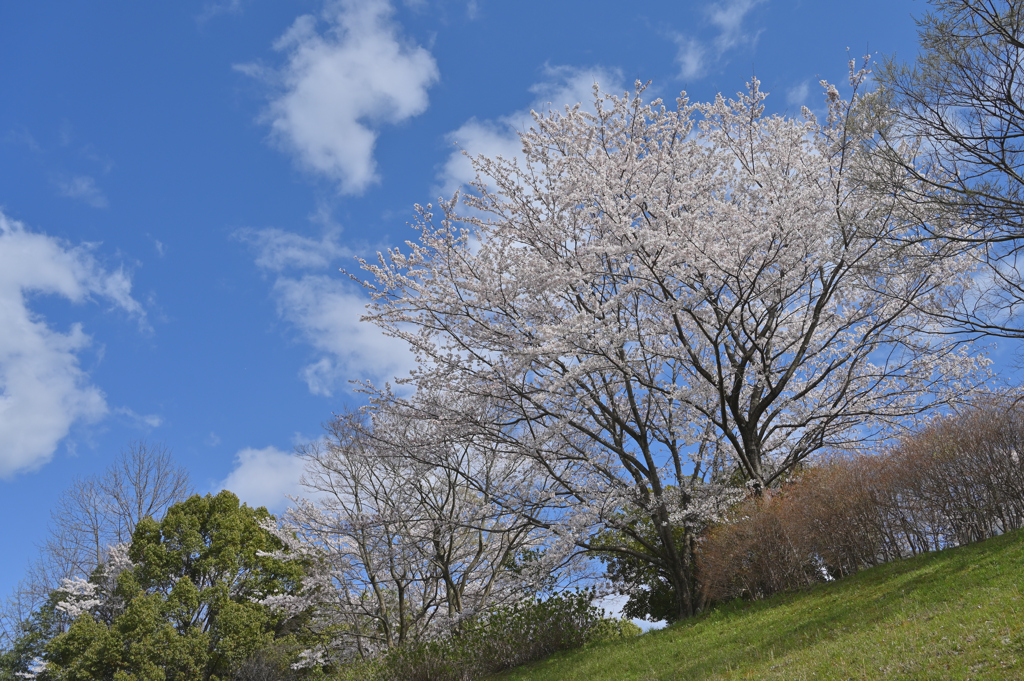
[264,407,553,663]
[0,441,191,643]
[45,476,111,580]
[42,441,191,580]
[0,579,38,650]
[103,441,192,543]
[876,0,1024,336]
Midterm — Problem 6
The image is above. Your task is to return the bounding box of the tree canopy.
[359,74,987,618]
[878,0,1024,336]
[36,491,304,681]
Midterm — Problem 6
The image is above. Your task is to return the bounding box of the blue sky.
[0,0,960,598]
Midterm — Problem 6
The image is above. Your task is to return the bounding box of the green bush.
[336,591,640,681]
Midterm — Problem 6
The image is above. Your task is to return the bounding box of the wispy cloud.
[3,128,41,153]
[236,226,353,272]
[242,225,414,396]
[787,80,810,108]
[197,0,246,23]
[56,175,108,209]
[674,38,707,80]
[113,407,163,429]
[670,0,766,81]
[708,0,764,51]
[239,0,439,195]
[0,211,143,478]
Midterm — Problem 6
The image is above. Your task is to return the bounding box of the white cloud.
[438,118,525,200]
[57,175,108,209]
[218,446,306,512]
[438,65,625,198]
[0,211,143,478]
[708,0,764,51]
[236,226,352,272]
[528,65,625,110]
[674,38,707,80]
[274,275,414,395]
[242,0,439,195]
[243,226,415,396]
[671,0,765,80]
[787,81,810,108]
[113,407,163,429]
[197,0,245,23]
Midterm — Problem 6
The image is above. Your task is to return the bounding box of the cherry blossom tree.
[263,407,555,664]
[357,68,988,619]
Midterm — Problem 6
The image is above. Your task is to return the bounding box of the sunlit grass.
[492,530,1024,680]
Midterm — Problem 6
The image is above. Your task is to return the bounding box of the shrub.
[232,641,306,681]
[698,491,820,603]
[335,591,640,681]
[884,402,1024,547]
[699,400,1024,604]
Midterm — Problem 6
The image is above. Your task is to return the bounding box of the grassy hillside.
[494,530,1024,680]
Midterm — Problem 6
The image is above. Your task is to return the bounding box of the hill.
[493,530,1024,680]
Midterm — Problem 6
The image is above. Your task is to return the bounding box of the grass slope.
[494,531,1024,680]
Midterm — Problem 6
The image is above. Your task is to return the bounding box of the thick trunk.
[655,507,697,620]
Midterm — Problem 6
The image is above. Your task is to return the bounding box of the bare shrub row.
[700,401,1024,602]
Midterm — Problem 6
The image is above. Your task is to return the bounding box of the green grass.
[492,531,1024,680]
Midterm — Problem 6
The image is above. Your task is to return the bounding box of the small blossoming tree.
[261,406,558,665]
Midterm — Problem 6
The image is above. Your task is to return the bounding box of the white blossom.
[54,543,134,622]
[354,66,988,619]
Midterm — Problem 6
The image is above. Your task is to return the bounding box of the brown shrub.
[699,457,888,603]
[699,399,1024,605]
[698,491,816,603]
[882,401,1024,548]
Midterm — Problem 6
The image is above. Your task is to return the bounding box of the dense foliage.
[594,515,693,624]
[0,596,70,680]
[16,491,305,681]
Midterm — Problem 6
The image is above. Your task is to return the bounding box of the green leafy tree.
[0,594,72,680]
[594,516,695,624]
[42,491,306,681]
